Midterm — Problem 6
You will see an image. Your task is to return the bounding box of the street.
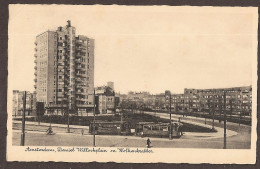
[12,112,251,149]
[12,129,250,149]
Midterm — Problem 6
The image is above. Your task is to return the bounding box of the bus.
[89,121,131,135]
[135,122,182,138]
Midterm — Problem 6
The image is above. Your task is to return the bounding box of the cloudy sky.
[8,5,257,94]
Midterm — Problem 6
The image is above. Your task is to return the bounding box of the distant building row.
[116,86,252,116]
[169,86,252,115]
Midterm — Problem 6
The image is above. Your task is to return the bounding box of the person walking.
[178,122,183,136]
[81,128,84,136]
[147,138,151,148]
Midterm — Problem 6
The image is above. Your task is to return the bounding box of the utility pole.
[93,89,96,147]
[165,90,172,140]
[67,108,70,133]
[239,99,242,127]
[169,94,172,140]
[212,96,215,130]
[49,106,52,128]
[120,103,123,124]
[20,91,26,146]
[223,90,227,149]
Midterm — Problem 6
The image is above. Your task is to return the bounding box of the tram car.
[89,121,131,135]
[135,122,182,138]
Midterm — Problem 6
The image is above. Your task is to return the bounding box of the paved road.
[12,111,251,148]
[145,111,251,148]
[12,129,250,149]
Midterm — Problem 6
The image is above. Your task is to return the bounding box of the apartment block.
[34,21,94,114]
[95,82,116,114]
[170,86,252,116]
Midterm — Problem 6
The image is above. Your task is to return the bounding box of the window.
[58,89,62,92]
[59,37,63,40]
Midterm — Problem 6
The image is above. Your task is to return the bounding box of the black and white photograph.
[7,5,258,163]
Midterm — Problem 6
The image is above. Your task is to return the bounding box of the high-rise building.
[34,21,94,114]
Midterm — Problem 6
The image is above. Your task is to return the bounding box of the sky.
[8,5,257,94]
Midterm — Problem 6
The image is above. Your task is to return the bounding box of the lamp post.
[49,105,52,128]
[223,90,227,149]
[212,96,215,130]
[169,94,172,140]
[20,91,26,146]
[67,108,70,133]
[93,89,96,147]
[165,90,172,140]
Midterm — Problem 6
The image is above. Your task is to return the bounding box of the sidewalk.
[13,120,88,129]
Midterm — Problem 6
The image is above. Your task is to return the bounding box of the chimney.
[58,26,62,31]
[67,20,71,27]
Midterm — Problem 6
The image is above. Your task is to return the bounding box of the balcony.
[34,78,37,82]
[76,73,86,77]
[75,53,82,58]
[76,91,88,95]
[77,84,86,87]
[34,72,37,76]
[34,41,37,45]
[33,85,37,89]
[34,66,37,70]
[34,60,37,63]
[76,97,87,102]
[57,62,65,66]
[34,54,37,58]
[75,59,81,63]
[75,66,85,70]
[75,78,83,82]
[34,47,37,52]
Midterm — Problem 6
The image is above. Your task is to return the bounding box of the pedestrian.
[178,122,183,136]
[81,128,84,136]
[46,127,53,135]
[147,138,151,148]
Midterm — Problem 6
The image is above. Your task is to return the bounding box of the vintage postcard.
[7,5,258,163]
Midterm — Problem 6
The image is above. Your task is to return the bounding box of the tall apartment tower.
[34,20,94,114]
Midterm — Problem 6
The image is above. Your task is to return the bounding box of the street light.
[212,96,215,130]
[169,94,172,140]
[93,89,96,147]
[223,90,227,149]
[165,90,172,140]
[67,108,70,133]
[20,91,26,146]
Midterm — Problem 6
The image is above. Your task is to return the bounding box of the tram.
[89,121,131,135]
[135,122,182,138]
